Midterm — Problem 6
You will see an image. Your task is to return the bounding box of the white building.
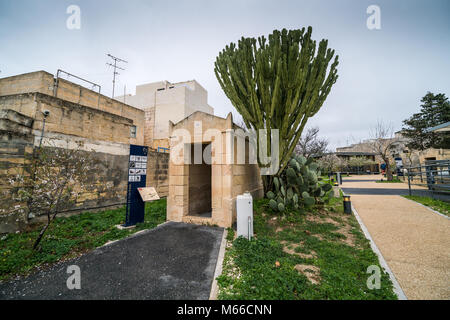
[115,80,214,149]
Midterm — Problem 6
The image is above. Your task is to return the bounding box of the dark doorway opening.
[188,143,212,217]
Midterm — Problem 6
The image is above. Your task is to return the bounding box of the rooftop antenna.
[106,53,128,98]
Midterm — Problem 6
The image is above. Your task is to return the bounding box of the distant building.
[333,141,379,173]
[114,80,214,150]
[392,131,449,167]
[333,131,450,172]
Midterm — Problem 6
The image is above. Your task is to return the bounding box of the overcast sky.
[1,0,449,150]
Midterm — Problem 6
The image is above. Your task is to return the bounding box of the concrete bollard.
[336,172,342,185]
[332,185,340,198]
[343,194,352,214]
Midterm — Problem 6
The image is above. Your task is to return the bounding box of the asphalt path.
[0,222,224,300]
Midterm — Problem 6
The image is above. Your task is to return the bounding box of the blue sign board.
[124,144,148,226]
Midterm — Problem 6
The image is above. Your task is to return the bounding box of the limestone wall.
[0,71,54,97]
[0,104,132,234]
[54,78,144,144]
[0,109,34,234]
[146,150,169,197]
[0,85,168,234]
[0,71,145,146]
[402,148,450,166]
[144,107,155,147]
[167,112,263,228]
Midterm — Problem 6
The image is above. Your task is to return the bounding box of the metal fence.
[403,160,450,196]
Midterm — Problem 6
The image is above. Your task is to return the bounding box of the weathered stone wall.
[146,150,169,197]
[0,109,34,234]
[0,71,170,234]
[39,146,129,215]
[0,105,133,234]
[0,71,145,145]
[403,148,450,166]
[0,93,138,146]
[144,107,155,148]
[0,72,158,234]
[0,71,54,97]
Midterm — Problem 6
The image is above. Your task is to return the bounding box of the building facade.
[335,132,450,171]
[0,71,169,234]
[115,80,214,150]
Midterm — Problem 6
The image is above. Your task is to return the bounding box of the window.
[130,125,137,138]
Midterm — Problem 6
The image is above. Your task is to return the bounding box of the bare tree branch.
[369,120,398,181]
[295,127,329,158]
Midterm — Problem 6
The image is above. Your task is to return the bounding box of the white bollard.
[236,192,253,240]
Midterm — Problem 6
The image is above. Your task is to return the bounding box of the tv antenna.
[106,53,128,98]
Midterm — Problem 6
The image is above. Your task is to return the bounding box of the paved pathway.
[341,175,450,300]
[0,222,224,300]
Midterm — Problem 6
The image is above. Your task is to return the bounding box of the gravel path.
[342,175,450,300]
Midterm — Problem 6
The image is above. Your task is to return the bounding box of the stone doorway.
[167,111,264,228]
[188,143,212,218]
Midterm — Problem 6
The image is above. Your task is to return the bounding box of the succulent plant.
[273,177,280,192]
[269,199,278,211]
[266,191,275,199]
[304,196,315,206]
[266,154,334,213]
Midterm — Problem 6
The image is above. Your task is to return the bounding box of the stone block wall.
[0,71,171,234]
[0,109,34,234]
[146,150,169,197]
[144,107,155,148]
[0,71,145,146]
[0,71,54,97]
[167,111,263,228]
[0,104,133,234]
[54,78,145,144]
[0,71,164,234]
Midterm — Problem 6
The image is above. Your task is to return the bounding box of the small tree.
[348,156,375,174]
[337,157,349,173]
[369,121,398,181]
[317,154,344,175]
[402,92,450,150]
[295,127,329,159]
[10,142,97,250]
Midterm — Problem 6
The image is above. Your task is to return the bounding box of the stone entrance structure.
[167,112,263,227]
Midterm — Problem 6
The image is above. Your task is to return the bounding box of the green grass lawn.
[217,196,397,300]
[403,195,450,216]
[0,198,166,281]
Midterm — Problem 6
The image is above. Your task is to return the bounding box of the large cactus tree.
[214,27,339,191]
